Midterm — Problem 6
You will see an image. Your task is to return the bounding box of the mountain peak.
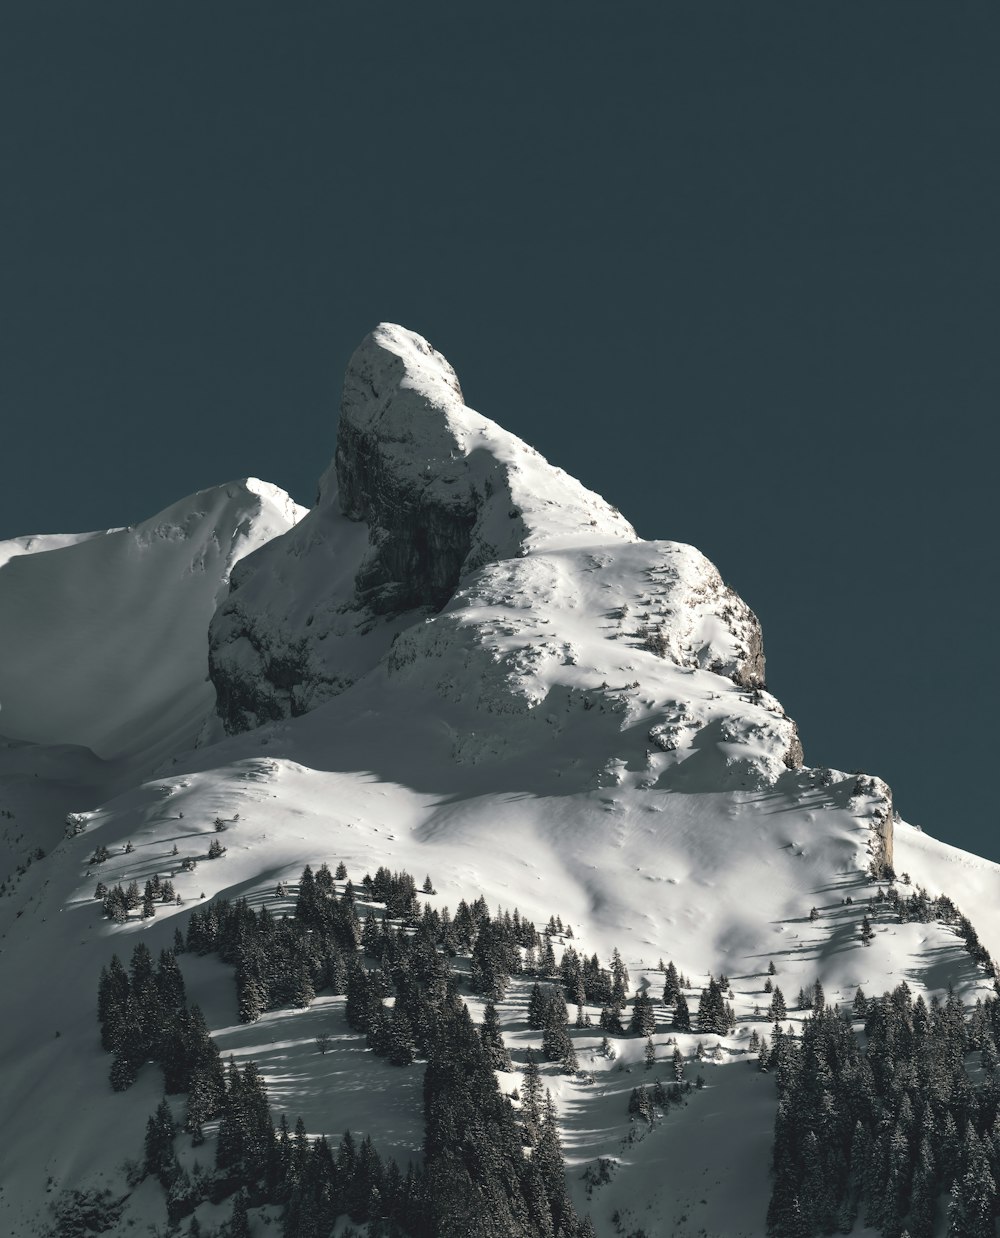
[209,325,641,731]
[333,323,636,604]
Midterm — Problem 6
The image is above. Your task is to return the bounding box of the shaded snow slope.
[0,479,305,763]
[208,324,640,732]
[0,528,121,570]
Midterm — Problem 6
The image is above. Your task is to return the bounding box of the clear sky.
[1,4,997,859]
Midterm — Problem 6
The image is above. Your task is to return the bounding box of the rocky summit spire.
[327,323,637,613]
[208,324,636,731]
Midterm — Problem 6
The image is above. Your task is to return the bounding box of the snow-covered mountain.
[0,479,305,763]
[1,326,996,1238]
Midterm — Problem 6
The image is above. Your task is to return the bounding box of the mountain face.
[207,324,762,737]
[0,326,992,1238]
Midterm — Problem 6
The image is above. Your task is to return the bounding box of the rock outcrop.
[853,773,896,876]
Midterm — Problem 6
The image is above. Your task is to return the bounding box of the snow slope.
[0,479,305,765]
[0,326,996,1237]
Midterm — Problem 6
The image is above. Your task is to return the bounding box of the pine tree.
[480,1002,513,1071]
[238,969,267,1024]
[527,982,547,1031]
[599,1005,624,1035]
[521,1051,543,1143]
[644,1037,655,1070]
[673,991,691,1032]
[110,1053,138,1091]
[229,1187,250,1238]
[536,1092,577,1233]
[346,962,370,1032]
[662,961,681,1006]
[289,959,315,1009]
[629,991,656,1037]
[97,954,130,1051]
[697,978,728,1034]
[610,948,629,1005]
[144,1097,177,1184]
[387,1003,416,1067]
[768,986,787,1021]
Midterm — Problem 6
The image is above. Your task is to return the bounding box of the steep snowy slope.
[0,480,305,765]
[0,326,996,1238]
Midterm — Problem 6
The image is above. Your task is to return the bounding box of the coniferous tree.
[144,1097,178,1185]
[768,986,787,1022]
[230,1188,250,1238]
[629,990,656,1037]
[480,1002,513,1071]
[698,978,729,1034]
[599,1005,624,1035]
[662,961,681,1006]
[387,1003,416,1067]
[536,1092,577,1233]
[527,982,547,1031]
[609,948,629,1006]
[520,1051,543,1144]
[673,991,691,1032]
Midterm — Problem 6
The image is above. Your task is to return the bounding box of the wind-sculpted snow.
[384,539,794,790]
[0,479,304,762]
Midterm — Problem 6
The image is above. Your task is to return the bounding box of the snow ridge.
[0,479,305,762]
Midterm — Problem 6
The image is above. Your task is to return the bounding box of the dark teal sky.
[1,4,997,858]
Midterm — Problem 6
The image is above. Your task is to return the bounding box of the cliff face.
[853,773,896,876]
[330,326,493,613]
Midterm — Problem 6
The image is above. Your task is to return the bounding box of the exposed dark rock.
[854,773,895,876]
[335,415,479,614]
[730,606,766,689]
[783,726,805,771]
